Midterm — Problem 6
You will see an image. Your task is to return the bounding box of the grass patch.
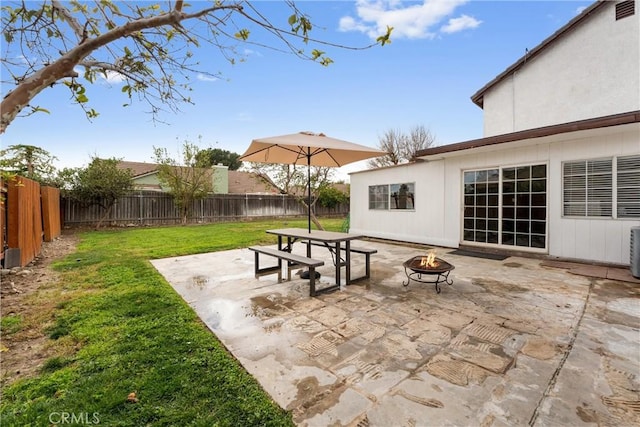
[41,356,75,373]
[0,218,343,426]
[1,315,22,335]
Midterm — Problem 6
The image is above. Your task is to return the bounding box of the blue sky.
[1,0,593,180]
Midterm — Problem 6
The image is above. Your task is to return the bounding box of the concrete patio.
[151,240,640,427]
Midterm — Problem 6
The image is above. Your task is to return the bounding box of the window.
[502,165,547,248]
[368,183,415,210]
[390,183,415,210]
[463,169,499,244]
[563,159,613,217]
[369,185,389,210]
[463,164,547,249]
[617,155,640,218]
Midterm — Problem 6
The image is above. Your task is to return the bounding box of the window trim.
[562,155,639,219]
[368,184,389,210]
[616,154,640,218]
[462,163,548,252]
[562,157,613,218]
[368,182,416,211]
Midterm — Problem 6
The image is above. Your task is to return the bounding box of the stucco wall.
[482,2,640,136]
[350,124,640,265]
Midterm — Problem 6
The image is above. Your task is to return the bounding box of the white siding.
[548,126,640,264]
[349,161,457,248]
[350,124,640,265]
[483,2,640,136]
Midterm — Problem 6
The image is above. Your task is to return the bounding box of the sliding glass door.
[463,164,547,250]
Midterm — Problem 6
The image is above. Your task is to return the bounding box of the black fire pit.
[402,256,454,293]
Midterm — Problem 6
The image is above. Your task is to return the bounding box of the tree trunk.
[96,204,113,229]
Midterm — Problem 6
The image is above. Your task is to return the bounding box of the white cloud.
[102,70,126,84]
[243,48,263,57]
[197,73,219,82]
[339,0,479,40]
[72,66,126,84]
[575,6,587,15]
[235,112,252,122]
[440,14,482,34]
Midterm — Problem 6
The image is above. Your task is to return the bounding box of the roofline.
[415,110,640,157]
[470,0,606,108]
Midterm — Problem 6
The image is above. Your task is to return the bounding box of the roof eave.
[416,110,640,158]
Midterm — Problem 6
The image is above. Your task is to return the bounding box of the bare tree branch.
[368,125,436,168]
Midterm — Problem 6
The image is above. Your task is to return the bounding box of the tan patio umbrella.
[240,131,384,232]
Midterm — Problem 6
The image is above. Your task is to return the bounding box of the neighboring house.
[350,0,639,266]
[117,161,281,195]
[228,170,280,194]
[117,160,229,193]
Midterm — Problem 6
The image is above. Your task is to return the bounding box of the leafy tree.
[0,1,392,133]
[153,139,213,224]
[63,157,134,228]
[196,148,242,170]
[247,162,335,230]
[0,144,58,184]
[367,125,436,168]
[317,184,348,208]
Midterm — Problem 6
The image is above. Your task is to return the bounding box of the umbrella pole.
[300,150,318,280]
[307,151,311,233]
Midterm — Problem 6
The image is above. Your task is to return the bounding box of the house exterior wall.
[482,1,639,136]
[132,174,163,191]
[350,161,457,248]
[131,165,229,193]
[212,164,229,194]
[350,124,639,265]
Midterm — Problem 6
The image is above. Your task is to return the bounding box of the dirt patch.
[1,231,79,387]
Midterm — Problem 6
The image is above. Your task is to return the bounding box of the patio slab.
[151,241,639,427]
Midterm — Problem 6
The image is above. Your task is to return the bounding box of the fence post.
[245,194,248,218]
[138,191,143,225]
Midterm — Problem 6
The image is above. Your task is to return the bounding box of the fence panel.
[63,191,348,227]
[7,176,42,266]
[41,186,61,241]
[1,180,6,263]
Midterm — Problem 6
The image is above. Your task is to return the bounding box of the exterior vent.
[631,227,640,278]
[616,0,635,20]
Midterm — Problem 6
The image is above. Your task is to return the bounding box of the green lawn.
[0,218,345,426]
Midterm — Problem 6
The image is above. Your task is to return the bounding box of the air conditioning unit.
[631,227,640,279]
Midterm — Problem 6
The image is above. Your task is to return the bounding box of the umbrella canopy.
[240,131,384,231]
[239,131,384,167]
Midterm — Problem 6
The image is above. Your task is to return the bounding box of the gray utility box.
[632,227,640,279]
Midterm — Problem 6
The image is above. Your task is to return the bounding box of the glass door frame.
[461,162,549,252]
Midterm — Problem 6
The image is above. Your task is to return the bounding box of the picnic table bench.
[248,246,324,296]
[300,241,377,282]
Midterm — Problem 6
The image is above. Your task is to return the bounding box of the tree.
[317,184,348,209]
[247,162,335,230]
[196,148,242,170]
[0,144,58,184]
[367,125,436,168]
[153,139,213,224]
[62,157,134,228]
[0,1,392,133]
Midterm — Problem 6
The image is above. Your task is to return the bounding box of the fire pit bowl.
[402,256,454,293]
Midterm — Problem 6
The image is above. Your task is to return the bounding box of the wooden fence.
[41,186,62,241]
[63,192,349,227]
[2,176,61,267]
